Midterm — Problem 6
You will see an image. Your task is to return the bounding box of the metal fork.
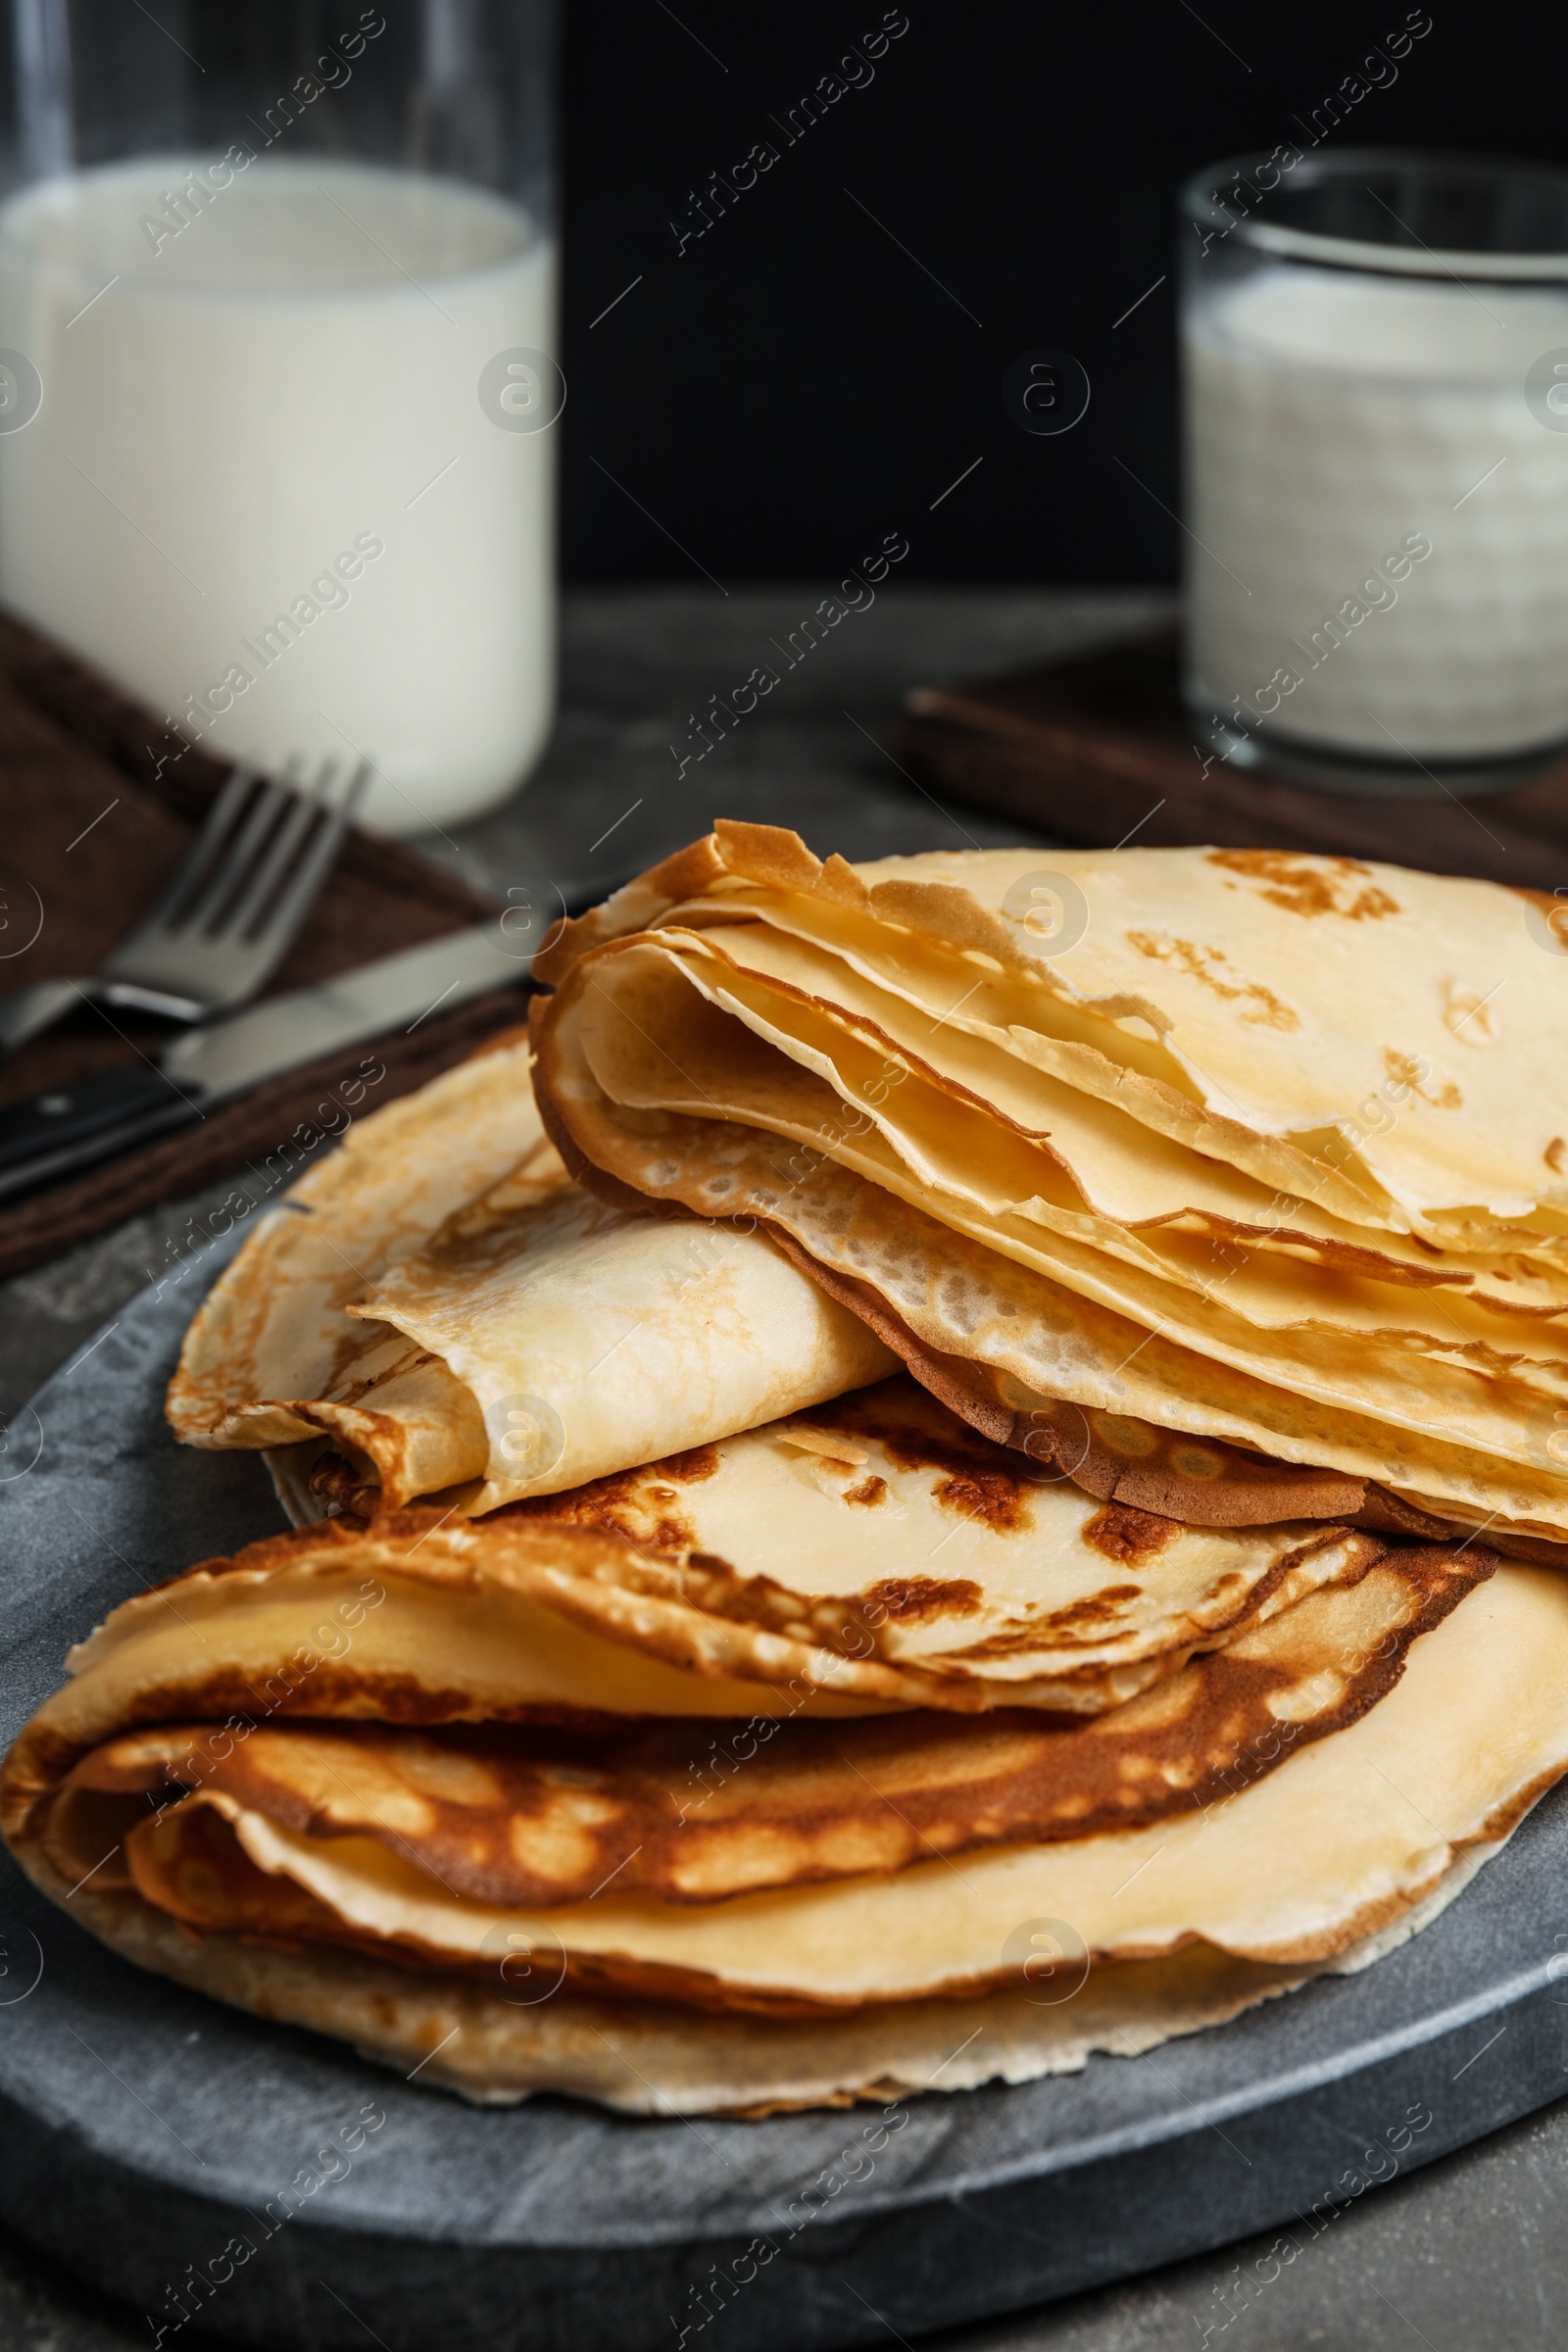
[0,755,371,1056]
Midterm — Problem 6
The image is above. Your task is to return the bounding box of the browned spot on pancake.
[860,1577,982,1624]
[931,1467,1036,1531]
[842,1474,889,1508]
[650,1517,694,1554]
[940,1622,1111,1661]
[1548,1138,1567,1175]
[1206,849,1400,923]
[499,1445,712,1555]
[1059,1583,1143,1622]
[509,1464,697,1559]
[83,1669,641,1739]
[1083,1503,1181,1564]
[688,1550,742,1579]
[943,1592,1149,1661]
[805,1376,1042,1531]
[1385,1048,1462,1111]
[661,1446,720,1484]
[1125,931,1299,1031]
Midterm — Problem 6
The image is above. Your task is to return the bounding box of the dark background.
[558,0,1568,584]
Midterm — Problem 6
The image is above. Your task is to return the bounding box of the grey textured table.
[3,587,1567,2352]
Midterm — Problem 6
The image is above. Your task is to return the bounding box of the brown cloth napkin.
[0,610,522,1281]
[894,629,1568,888]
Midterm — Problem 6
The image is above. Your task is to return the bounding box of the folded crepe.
[27,1537,1492,1904]
[584,932,1568,1386]
[169,1031,894,1510]
[528,826,1568,1554]
[8,1519,1542,2108]
[536,827,1568,1241]
[0,1884,1472,2114]
[0,1388,1414,1719]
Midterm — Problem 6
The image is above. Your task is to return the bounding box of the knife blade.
[0,924,530,1202]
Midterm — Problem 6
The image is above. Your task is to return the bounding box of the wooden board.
[893,629,1568,888]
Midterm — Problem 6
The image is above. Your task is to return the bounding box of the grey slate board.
[2,1236,1567,2352]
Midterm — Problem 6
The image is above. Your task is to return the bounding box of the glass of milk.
[0,2,559,834]
[1181,150,1568,796]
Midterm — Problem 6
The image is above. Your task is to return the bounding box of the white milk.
[0,158,558,832]
[1184,268,1568,762]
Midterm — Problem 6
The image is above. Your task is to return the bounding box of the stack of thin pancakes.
[6,834,1568,2121]
[530,825,1568,1560]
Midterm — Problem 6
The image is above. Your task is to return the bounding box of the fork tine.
[243,759,370,956]
[181,768,300,937]
[224,758,337,941]
[135,764,262,934]
[72,750,367,1035]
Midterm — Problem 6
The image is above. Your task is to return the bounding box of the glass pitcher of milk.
[1181,151,1568,796]
[0,0,559,834]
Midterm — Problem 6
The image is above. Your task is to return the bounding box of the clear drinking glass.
[0,0,560,834]
[1180,149,1568,796]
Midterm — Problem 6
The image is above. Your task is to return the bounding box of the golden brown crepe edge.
[43,1538,1494,1914]
[1,1850,1484,2116]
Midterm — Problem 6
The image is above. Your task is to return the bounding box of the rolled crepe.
[169,1033,895,1509]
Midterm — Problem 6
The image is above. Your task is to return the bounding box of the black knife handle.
[0,1067,200,1198]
